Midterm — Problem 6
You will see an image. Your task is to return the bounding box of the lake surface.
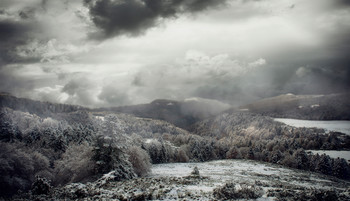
[308,150,350,161]
[274,118,350,135]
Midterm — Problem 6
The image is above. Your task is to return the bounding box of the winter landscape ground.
[150,159,350,200]
[11,160,350,200]
[1,93,350,200]
[2,1,350,200]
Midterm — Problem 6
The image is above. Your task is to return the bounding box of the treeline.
[191,112,350,150]
[1,104,350,198]
[0,108,152,198]
[139,112,350,180]
[139,133,350,180]
[0,106,194,198]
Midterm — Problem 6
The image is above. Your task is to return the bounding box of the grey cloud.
[335,0,350,7]
[84,0,227,39]
[61,77,97,106]
[0,3,48,66]
[98,85,131,106]
[0,0,88,67]
[128,53,271,106]
[283,66,350,95]
[130,49,350,107]
[0,20,38,65]
[41,0,48,10]
[0,68,36,95]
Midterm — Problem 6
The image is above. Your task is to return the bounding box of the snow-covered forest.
[1,94,350,200]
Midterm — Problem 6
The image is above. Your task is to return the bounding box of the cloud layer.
[0,0,349,108]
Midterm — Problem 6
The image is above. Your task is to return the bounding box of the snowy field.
[30,159,350,200]
[150,159,350,200]
[308,150,350,162]
[274,118,350,135]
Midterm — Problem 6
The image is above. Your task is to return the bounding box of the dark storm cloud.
[0,0,85,67]
[335,0,350,7]
[0,20,40,65]
[0,4,45,66]
[84,0,227,38]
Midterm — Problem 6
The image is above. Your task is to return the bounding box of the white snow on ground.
[145,139,154,143]
[95,116,105,121]
[151,160,292,180]
[308,150,350,161]
[274,118,350,135]
[150,159,350,196]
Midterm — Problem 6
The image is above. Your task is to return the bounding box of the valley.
[1,93,350,200]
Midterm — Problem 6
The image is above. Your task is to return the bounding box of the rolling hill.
[239,93,350,120]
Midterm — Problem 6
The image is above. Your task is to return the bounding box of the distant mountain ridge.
[0,94,231,129]
[0,93,85,117]
[93,98,231,129]
[2,92,349,128]
[239,93,350,120]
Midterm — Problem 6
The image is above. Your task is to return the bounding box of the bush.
[213,182,263,200]
[176,146,189,162]
[127,146,151,177]
[92,135,136,181]
[226,146,242,159]
[31,176,51,195]
[54,142,95,186]
[0,142,51,197]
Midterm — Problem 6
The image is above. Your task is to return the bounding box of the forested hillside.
[1,94,350,199]
[191,111,350,178]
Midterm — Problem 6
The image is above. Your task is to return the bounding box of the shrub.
[176,146,189,162]
[213,182,263,200]
[92,135,136,181]
[54,142,95,186]
[127,146,151,177]
[226,146,242,159]
[31,176,51,195]
[0,142,51,197]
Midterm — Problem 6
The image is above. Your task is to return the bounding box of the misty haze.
[1,0,350,200]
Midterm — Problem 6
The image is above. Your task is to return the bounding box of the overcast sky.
[0,0,349,107]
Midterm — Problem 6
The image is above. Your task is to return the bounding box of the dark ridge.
[0,93,86,117]
[92,99,198,129]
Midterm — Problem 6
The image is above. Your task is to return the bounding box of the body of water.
[274,118,350,135]
[307,150,350,161]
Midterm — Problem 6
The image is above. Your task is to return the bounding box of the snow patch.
[145,138,156,144]
[310,104,320,108]
[95,116,105,121]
